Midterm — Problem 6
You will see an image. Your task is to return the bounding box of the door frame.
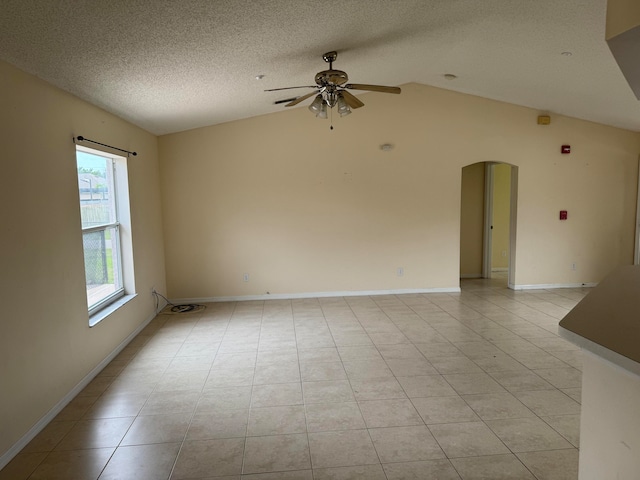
[634,155,640,265]
[508,166,519,288]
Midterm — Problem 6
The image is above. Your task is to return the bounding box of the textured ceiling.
[1,0,639,135]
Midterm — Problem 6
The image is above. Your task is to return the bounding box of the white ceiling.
[1,0,639,136]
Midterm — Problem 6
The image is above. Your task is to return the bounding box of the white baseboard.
[460,274,482,279]
[510,282,598,290]
[0,307,160,471]
[173,287,462,304]
[491,268,508,272]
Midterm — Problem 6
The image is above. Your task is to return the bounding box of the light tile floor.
[1,277,584,479]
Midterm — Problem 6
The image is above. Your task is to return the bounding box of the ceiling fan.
[265,51,401,119]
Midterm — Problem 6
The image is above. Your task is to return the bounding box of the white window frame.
[76,145,132,323]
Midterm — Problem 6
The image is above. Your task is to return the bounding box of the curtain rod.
[73,136,137,157]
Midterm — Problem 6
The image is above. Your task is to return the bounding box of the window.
[76,146,129,317]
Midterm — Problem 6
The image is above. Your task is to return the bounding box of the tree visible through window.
[76,147,124,315]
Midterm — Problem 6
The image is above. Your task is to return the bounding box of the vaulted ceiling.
[1,0,639,135]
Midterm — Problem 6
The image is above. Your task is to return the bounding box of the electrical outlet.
[243,273,250,282]
[501,250,507,257]
[571,263,577,271]
[151,285,156,294]
[397,267,404,277]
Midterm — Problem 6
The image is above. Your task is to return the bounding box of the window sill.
[89,293,137,327]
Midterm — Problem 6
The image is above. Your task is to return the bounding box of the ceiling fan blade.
[274,97,298,105]
[264,86,317,92]
[340,90,364,109]
[285,91,317,107]
[345,83,401,94]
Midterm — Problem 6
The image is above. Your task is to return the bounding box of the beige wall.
[606,0,640,39]
[0,61,166,459]
[460,163,485,277]
[492,163,511,270]
[159,82,640,298]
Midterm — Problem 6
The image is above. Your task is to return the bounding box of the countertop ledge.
[559,265,640,376]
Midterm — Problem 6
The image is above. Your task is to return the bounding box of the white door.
[482,163,494,279]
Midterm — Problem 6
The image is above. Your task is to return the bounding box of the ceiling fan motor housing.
[315,69,349,87]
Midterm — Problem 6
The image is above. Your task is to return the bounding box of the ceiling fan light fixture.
[316,104,328,119]
[326,92,339,108]
[337,93,351,117]
[308,94,326,116]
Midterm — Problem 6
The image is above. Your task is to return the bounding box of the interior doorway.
[460,162,518,287]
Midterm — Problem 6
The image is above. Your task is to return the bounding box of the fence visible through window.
[83,230,108,285]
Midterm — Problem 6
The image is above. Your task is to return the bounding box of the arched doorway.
[460,162,518,287]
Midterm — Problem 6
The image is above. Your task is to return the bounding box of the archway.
[460,162,518,287]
